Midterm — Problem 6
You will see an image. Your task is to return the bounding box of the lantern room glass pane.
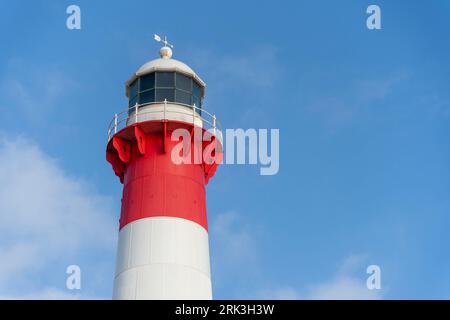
[176,73,191,91]
[129,79,138,98]
[140,73,155,91]
[156,72,174,87]
[175,89,191,105]
[129,95,138,107]
[192,81,201,98]
[192,95,201,108]
[140,89,155,104]
[155,88,174,102]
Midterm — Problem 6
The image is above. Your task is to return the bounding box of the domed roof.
[136,58,202,82]
[125,47,206,97]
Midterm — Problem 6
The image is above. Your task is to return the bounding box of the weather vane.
[154,34,174,48]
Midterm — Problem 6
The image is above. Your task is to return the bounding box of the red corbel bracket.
[112,136,131,163]
[134,126,146,155]
[106,150,125,182]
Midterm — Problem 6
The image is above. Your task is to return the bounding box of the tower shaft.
[109,124,213,299]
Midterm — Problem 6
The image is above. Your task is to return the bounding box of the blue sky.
[0,0,449,299]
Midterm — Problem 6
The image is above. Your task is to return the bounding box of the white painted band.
[113,216,212,300]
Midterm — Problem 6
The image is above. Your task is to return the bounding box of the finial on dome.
[159,46,172,59]
[154,34,173,59]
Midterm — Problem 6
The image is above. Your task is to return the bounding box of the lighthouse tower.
[106,36,221,300]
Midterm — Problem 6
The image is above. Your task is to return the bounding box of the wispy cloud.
[303,71,409,131]
[0,59,76,125]
[212,46,281,88]
[0,287,109,300]
[210,211,382,300]
[419,93,450,119]
[0,134,116,298]
[257,287,301,300]
[184,44,282,127]
[257,255,382,300]
[0,288,80,300]
[210,212,259,269]
[209,211,262,297]
[305,255,383,300]
[187,45,281,90]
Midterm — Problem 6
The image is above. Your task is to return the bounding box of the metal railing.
[107,100,221,142]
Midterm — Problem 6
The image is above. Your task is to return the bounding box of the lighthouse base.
[112,216,212,300]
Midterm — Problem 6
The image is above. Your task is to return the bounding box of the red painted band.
[106,120,221,231]
[120,132,207,230]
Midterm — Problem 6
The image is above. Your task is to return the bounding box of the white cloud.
[209,211,262,296]
[209,211,258,285]
[305,255,382,300]
[213,46,280,88]
[304,72,409,131]
[306,276,380,300]
[0,59,76,125]
[0,135,116,298]
[356,73,408,101]
[210,212,258,269]
[256,255,383,300]
[257,287,301,300]
[186,45,281,91]
[0,288,80,300]
[210,212,382,300]
[421,93,450,118]
[0,287,110,300]
[183,45,282,127]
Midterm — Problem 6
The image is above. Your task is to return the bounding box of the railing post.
[192,103,196,125]
[114,113,118,134]
[164,99,167,120]
[135,102,139,123]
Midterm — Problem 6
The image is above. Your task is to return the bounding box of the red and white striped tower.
[106,38,222,299]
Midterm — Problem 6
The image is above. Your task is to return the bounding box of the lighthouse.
[106,36,221,299]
